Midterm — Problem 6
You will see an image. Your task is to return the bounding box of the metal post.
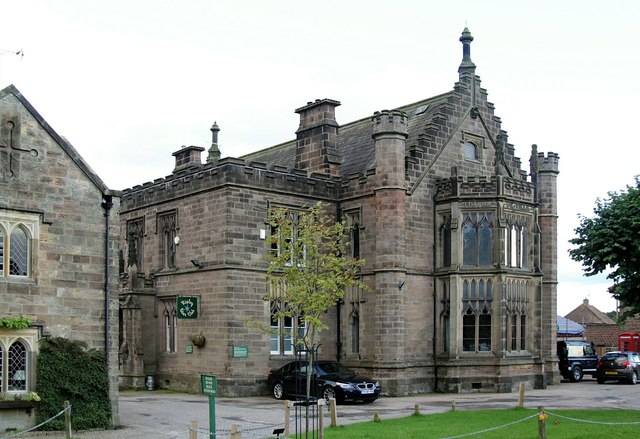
[209,394,216,438]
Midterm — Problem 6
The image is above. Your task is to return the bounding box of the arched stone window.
[8,340,28,391]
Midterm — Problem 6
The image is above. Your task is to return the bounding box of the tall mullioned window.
[157,210,177,270]
[462,212,493,266]
[462,278,493,352]
[504,217,527,269]
[127,218,145,270]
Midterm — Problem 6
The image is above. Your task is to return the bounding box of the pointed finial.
[458,27,476,73]
[210,121,220,144]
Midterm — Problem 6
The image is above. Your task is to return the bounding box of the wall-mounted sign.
[186,344,193,354]
[176,296,198,319]
[232,345,249,358]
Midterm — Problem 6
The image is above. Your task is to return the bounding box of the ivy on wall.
[35,337,112,430]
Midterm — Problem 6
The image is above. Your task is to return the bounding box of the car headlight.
[337,382,355,390]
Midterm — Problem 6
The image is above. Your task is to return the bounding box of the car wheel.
[630,372,638,385]
[597,377,605,384]
[272,382,285,400]
[322,386,337,404]
[570,366,583,382]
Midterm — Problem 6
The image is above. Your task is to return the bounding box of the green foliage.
[265,202,368,351]
[0,316,32,329]
[35,337,112,430]
[569,176,640,319]
[323,409,640,439]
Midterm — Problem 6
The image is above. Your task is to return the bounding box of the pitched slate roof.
[565,299,616,325]
[242,93,452,177]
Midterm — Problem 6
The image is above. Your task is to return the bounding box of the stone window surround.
[0,329,39,395]
[0,210,40,280]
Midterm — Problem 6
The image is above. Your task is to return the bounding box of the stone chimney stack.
[295,98,341,176]
[172,145,205,173]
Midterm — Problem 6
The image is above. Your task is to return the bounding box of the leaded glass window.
[462,212,493,266]
[157,211,177,270]
[461,278,493,352]
[9,227,28,276]
[8,341,27,391]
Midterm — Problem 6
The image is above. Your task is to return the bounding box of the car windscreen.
[316,362,356,377]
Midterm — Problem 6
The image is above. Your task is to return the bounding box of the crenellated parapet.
[434,174,534,203]
[121,158,341,212]
[537,152,559,174]
[371,109,409,139]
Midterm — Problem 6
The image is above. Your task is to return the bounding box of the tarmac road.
[15,377,640,439]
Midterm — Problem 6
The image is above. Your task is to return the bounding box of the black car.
[557,340,598,382]
[267,360,381,403]
[596,351,640,384]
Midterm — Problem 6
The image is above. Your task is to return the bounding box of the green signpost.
[201,375,218,438]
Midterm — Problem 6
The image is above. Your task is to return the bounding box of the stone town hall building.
[118,28,560,396]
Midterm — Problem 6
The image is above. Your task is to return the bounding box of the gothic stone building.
[118,28,559,396]
[0,85,120,429]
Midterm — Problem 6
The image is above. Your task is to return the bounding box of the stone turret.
[372,109,408,188]
[295,98,341,176]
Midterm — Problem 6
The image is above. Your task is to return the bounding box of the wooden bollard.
[189,420,198,439]
[329,398,337,427]
[373,411,380,422]
[537,406,547,439]
[414,404,420,415]
[284,400,292,438]
[318,399,324,439]
[518,382,525,408]
[230,423,241,439]
[451,401,456,411]
[64,401,72,439]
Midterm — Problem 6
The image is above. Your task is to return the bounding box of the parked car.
[596,351,640,384]
[267,360,381,403]
[557,340,598,382]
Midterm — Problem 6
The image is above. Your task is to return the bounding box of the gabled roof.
[565,299,616,325]
[0,84,119,197]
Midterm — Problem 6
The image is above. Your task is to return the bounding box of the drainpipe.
[102,195,114,367]
[336,204,342,361]
[432,198,438,392]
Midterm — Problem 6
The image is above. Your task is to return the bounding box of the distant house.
[566,299,619,355]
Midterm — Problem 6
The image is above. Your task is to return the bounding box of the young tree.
[266,202,367,402]
[569,177,640,319]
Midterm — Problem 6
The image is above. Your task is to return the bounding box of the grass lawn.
[319,408,640,439]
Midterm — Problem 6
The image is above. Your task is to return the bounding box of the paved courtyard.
[15,378,640,439]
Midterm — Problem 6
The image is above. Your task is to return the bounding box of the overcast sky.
[2,0,638,317]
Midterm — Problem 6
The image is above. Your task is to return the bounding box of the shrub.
[35,337,112,430]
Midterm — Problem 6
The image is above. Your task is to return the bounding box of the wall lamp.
[191,259,204,268]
